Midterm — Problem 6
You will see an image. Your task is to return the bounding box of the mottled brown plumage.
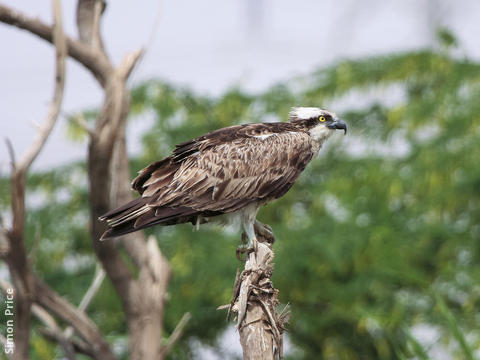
[99,107,347,241]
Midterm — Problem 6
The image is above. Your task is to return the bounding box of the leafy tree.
[2,32,479,359]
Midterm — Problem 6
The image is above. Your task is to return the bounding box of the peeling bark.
[223,228,289,360]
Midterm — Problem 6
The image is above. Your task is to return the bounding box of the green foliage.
[2,42,479,359]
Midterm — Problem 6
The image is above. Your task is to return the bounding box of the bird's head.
[289,107,347,142]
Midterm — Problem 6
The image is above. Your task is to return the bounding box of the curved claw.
[254,220,275,244]
[236,244,247,261]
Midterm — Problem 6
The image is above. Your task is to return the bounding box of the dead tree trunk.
[224,226,289,360]
[0,2,177,359]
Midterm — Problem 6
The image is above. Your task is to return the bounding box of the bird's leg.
[243,221,258,254]
[236,232,249,261]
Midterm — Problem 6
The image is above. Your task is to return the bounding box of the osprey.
[99,107,347,247]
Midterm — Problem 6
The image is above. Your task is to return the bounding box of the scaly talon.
[235,245,248,262]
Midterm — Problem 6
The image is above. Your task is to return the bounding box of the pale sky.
[1,0,479,174]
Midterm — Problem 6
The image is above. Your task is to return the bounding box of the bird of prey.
[99,107,347,248]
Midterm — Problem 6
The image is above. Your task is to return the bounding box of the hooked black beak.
[328,119,347,135]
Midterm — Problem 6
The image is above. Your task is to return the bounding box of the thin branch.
[33,303,92,358]
[74,112,96,138]
[16,0,66,173]
[4,138,16,171]
[129,0,162,84]
[0,3,111,86]
[62,109,96,139]
[64,264,105,339]
[39,328,76,360]
[34,276,116,360]
[33,305,77,360]
[33,307,89,357]
[40,327,97,358]
[161,312,191,357]
[80,265,105,312]
[118,48,144,80]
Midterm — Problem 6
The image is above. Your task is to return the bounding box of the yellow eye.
[319,115,326,122]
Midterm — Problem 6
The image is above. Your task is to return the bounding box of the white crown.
[289,107,324,120]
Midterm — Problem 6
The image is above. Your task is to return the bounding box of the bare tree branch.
[129,0,161,84]
[32,306,76,360]
[118,48,144,80]
[4,138,16,171]
[0,3,112,86]
[70,111,96,138]
[2,2,66,357]
[76,0,106,51]
[34,276,116,360]
[64,264,105,339]
[39,327,97,358]
[80,265,106,312]
[161,312,191,357]
[16,0,66,173]
[4,0,66,175]
[33,303,94,358]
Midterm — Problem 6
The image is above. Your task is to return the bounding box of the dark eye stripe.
[312,115,332,121]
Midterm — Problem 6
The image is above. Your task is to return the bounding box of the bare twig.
[4,138,16,171]
[64,264,105,339]
[118,48,144,80]
[40,326,97,358]
[33,305,76,360]
[80,265,105,312]
[129,0,162,83]
[34,303,95,358]
[16,0,66,173]
[0,3,112,86]
[64,110,96,138]
[34,276,116,360]
[161,312,191,357]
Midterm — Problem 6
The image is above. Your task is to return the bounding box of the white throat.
[309,125,334,153]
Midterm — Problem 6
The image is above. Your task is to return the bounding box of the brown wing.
[99,123,314,239]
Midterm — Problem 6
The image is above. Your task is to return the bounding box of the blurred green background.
[1,31,479,359]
